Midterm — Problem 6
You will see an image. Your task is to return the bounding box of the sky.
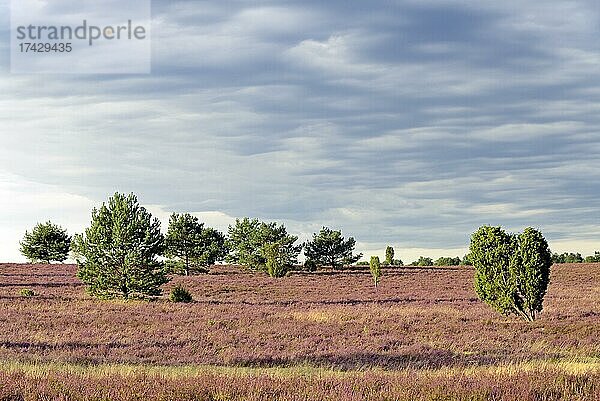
[0,0,599,263]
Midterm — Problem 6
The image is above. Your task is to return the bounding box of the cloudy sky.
[1,0,599,263]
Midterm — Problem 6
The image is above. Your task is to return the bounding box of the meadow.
[0,263,599,400]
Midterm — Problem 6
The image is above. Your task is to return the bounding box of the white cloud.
[0,172,96,262]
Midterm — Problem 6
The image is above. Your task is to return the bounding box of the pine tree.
[304,227,362,269]
[165,213,227,275]
[73,193,169,300]
[226,218,301,271]
[20,221,71,263]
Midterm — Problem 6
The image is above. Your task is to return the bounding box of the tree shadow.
[227,349,565,371]
[0,282,84,288]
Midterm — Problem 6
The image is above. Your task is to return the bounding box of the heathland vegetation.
[0,262,599,400]
[14,192,599,320]
[4,191,599,399]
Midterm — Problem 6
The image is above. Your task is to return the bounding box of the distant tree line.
[551,252,600,264]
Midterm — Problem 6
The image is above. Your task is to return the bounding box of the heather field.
[1,263,599,400]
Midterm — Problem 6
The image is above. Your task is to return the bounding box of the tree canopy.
[20,221,71,264]
[165,213,227,275]
[470,226,551,321]
[226,217,301,272]
[304,227,362,269]
[73,193,169,300]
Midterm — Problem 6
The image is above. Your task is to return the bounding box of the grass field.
[0,263,599,400]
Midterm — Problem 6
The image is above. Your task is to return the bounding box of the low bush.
[19,289,35,297]
[169,285,193,303]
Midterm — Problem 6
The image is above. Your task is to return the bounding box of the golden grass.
[2,357,599,380]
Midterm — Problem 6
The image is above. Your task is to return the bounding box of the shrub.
[73,192,169,300]
[170,285,193,303]
[304,227,362,270]
[19,288,35,297]
[20,221,71,264]
[370,256,382,288]
[470,226,552,321]
[165,213,227,275]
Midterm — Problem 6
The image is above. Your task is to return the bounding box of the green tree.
[511,227,552,321]
[551,252,584,264]
[72,193,169,300]
[20,221,71,263]
[551,253,564,264]
[470,226,551,321]
[462,253,473,266]
[410,257,433,266]
[434,256,462,266]
[370,256,382,288]
[226,218,301,271]
[304,227,362,270]
[165,213,227,275]
[585,251,600,263]
[385,246,394,265]
[303,259,318,272]
[263,241,291,278]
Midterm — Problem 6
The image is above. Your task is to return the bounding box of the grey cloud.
[0,0,599,255]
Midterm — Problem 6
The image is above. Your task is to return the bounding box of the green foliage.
[370,256,382,287]
[303,227,362,269]
[226,218,301,272]
[585,251,600,263]
[462,253,473,266]
[434,256,462,266]
[20,221,71,264]
[303,259,318,272]
[392,259,403,266]
[410,257,433,266]
[19,288,35,297]
[356,261,370,266]
[73,193,169,300]
[170,285,193,303]
[551,252,584,264]
[385,246,394,265]
[470,226,552,321]
[263,242,291,278]
[165,213,227,275]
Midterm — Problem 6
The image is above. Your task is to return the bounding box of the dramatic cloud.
[1,0,599,262]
